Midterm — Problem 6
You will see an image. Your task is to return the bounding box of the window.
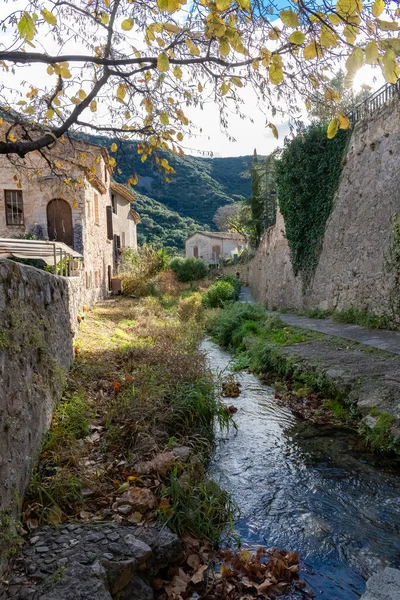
[106,205,113,240]
[121,231,126,248]
[94,193,99,224]
[111,193,117,214]
[193,246,198,258]
[104,163,108,183]
[212,245,221,256]
[5,190,24,225]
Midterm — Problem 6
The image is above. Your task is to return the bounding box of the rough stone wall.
[0,260,73,520]
[247,98,400,315]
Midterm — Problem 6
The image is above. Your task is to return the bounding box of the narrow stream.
[202,337,400,599]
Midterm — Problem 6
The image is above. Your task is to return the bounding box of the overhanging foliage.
[276,124,350,284]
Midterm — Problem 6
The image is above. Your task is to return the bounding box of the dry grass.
[23,293,234,540]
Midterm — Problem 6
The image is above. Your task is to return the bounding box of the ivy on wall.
[276,123,350,286]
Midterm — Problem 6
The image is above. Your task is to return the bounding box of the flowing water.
[202,337,400,599]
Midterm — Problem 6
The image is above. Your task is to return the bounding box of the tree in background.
[213,204,244,233]
[1,0,400,182]
[309,69,373,121]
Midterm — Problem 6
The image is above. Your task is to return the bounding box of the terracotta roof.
[186,231,245,241]
[129,208,141,224]
[111,181,136,203]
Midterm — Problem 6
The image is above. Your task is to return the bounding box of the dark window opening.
[5,190,24,225]
[106,205,113,240]
[193,246,198,258]
[111,193,117,214]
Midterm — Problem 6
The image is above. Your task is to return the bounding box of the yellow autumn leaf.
[380,38,400,55]
[372,0,384,18]
[206,14,227,38]
[47,65,54,75]
[121,18,134,31]
[219,39,230,56]
[116,84,127,101]
[157,52,170,71]
[304,41,318,59]
[41,8,57,26]
[177,132,184,141]
[365,40,379,64]
[338,112,350,129]
[377,19,399,31]
[100,12,109,24]
[109,157,116,167]
[0,117,3,127]
[267,122,279,139]
[327,118,339,139]
[382,48,398,83]
[220,81,231,95]
[198,82,203,92]
[240,549,252,562]
[173,65,183,79]
[289,31,305,44]
[216,0,231,10]
[230,76,243,87]
[269,27,281,40]
[325,88,341,102]
[336,0,362,17]
[46,108,54,119]
[260,48,272,67]
[18,12,36,41]
[9,134,17,142]
[328,12,342,24]
[90,100,97,112]
[345,46,364,73]
[237,0,251,12]
[78,89,87,100]
[72,199,78,208]
[280,9,299,28]
[269,64,283,85]
[159,113,169,125]
[110,143,117,152]
[320,25,339,48]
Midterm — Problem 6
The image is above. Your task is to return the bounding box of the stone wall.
[247,97,400,316]
[0,261,74,552]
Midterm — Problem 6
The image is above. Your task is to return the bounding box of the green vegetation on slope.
[81,134,253,250]
[133,192,203,253]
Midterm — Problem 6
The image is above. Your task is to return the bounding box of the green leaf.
[41,8,57,26]
[157,52,170,71]
[18,12,36,41]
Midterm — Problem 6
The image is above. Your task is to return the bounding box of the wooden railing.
[348,79,400,124]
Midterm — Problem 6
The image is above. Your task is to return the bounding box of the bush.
[118,245,169,296]
[207,302,266,346]
[202,281,236,308]
[169,257,208,282]
[178,292,204,322]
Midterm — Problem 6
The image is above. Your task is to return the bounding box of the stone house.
[185,231,246,265]
[0,136,140,305]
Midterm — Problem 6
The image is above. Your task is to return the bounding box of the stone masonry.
[247,97,400,317]
[0,523,182,600]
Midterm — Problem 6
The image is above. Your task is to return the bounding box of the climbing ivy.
[276,123,350,286]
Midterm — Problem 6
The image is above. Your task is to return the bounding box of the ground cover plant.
[23,283,236,543]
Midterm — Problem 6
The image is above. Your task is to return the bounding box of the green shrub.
[202,281,236,308]
[207,302,266,346]
[169,257,208,282]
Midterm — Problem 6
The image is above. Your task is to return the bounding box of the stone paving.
[1,524,182,600]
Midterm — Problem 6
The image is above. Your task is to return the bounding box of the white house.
[185,231,246,265]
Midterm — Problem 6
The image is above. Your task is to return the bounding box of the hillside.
[134,193,202,254]
[82,134,253,250]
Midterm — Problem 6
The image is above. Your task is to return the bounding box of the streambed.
[202,337,400,599]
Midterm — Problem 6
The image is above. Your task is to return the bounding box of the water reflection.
[203,338,400,599]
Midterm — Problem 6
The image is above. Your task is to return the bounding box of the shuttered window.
[193,246,198,257]
[5,190,24,225]
[106,205,113,240]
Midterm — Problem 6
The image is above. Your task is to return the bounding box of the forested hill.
[81,134,253,251]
